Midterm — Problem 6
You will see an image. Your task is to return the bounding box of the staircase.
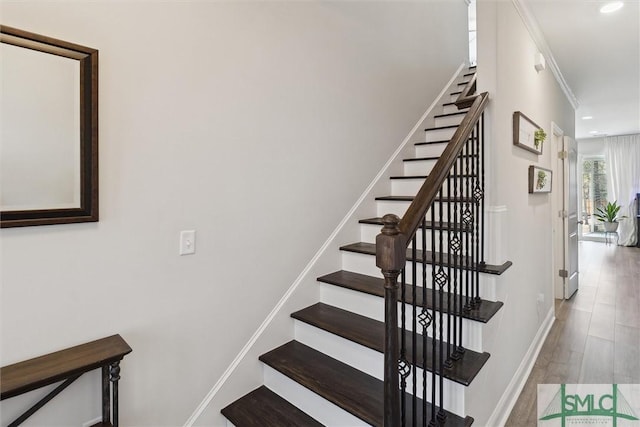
[221,67,512,426]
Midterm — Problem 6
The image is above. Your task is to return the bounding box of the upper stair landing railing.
[376,78,492,425]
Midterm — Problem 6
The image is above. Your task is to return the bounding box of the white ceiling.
[524,0,640,140]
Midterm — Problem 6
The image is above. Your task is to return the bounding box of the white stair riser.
[404,156,474,176]
[263,365,368,426]
[319,283,483,352]
[392,178,471,197]
[450,93,461,103]
[361,223,456,251]
[377,200,471,220]
[392,178,426,196]
[377,199,411,217]
[443,104,468,115]
[415,143,448,158]
[341,251,496,299]
[294,321,467,416]
[404,159,437,175]
[425,127,456,142]
[435,114,465,128]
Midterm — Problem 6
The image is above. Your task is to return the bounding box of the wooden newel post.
[376,214,407,427]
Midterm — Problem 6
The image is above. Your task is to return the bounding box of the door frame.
[551,122,566,300]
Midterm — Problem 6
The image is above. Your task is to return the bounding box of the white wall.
[577,137,606,157]
[470,0,576,424]
[0,1,468,425]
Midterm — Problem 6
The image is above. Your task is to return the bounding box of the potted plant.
[534,128,547,150]
[594,200,627,232]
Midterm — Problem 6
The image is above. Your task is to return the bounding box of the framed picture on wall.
[513,111,544,155]
[529,166,552,193]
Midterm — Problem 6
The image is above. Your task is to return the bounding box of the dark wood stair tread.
[443,101,469,108]
[375,195,474,203]
[259,341,473,427]
[339,242,513,275]
[415,137,477,146]
[221,386,324,427]
[389,175,475,180]
[404,156,439,161]
[1,335,132,400]
[403,154,478,163]
[425,124,460,131]
[435,111,467,118]
[292,303,489,386]
[318,270,502,323]
[415,140,450,146]
[360,217,471,232]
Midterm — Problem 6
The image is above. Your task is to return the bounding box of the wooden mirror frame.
[0,25,98,228]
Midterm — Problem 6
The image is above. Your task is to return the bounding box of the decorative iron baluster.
[420,215,429,427]
[428,201,435,427]
[473,121,481,305]
[469,126,478,309]
[437,190,447,422]
[477,113,487,305]
[451,157,462,361]
[400,267,408,427]
[463,136,472,313]
[413,230,419,427]
[445,166,453,369]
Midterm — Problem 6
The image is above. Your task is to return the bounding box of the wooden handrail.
[454,73,477,109]
[398,92,489,241]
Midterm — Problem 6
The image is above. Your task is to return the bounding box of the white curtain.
[605,134,640,246]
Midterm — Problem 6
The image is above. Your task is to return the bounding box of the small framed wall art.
[529,165,552,193]
[513,111,545,155]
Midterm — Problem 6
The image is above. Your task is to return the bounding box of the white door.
[564,136,579,298]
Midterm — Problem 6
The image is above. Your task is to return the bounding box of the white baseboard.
[485,307,555,427]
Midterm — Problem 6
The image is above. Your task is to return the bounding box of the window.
[581,157,607,233]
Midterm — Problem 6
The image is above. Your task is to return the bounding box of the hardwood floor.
[505,240,640,426]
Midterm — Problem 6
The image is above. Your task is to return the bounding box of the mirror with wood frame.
[1,25,98,228]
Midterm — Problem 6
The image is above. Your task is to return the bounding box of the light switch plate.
[180,230,196,255]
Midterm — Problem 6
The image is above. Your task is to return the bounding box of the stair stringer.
[185,63,468,427]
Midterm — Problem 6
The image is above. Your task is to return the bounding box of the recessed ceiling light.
[589,130,600,134]
[600,1,624,13]
[582,116,593,120]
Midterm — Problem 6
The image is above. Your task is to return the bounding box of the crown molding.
[511,0,580,110]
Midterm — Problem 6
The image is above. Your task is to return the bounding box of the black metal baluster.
[437,189,446,422]
[464,136,472,314]
[478,113,487,304]
[452,157,462,361]
[430,202,437,427]
[421,216,429,427]
[400,267,408,427]
[458,141,468,358]
[470,125,478,309]
[474,120,482,305]
[445,167,453,369]
[412,232,418,427]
